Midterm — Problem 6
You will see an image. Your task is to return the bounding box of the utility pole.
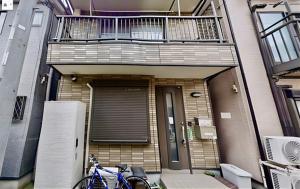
[0,0,38,173]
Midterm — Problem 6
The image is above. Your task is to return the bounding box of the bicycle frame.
[88,165,132,189]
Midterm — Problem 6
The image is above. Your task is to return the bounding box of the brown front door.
[156,86,188,170]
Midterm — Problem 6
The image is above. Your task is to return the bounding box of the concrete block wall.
[57,75,219,172]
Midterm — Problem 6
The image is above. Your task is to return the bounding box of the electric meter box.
[194,117,217,140]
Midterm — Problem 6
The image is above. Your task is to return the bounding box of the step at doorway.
[160,169,230,189]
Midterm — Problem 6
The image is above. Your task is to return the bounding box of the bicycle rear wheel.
[73,176,107,189]
[119,176,151,189]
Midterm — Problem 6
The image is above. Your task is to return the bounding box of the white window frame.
[32,11,44,27]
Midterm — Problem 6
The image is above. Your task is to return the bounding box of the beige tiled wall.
[57,75,219,172]
[47,43,238,67]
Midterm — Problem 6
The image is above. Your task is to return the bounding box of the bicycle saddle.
[115,164,127,172]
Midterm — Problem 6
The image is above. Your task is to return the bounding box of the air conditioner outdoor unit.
[270,169,300,189]
[264,136,300,165]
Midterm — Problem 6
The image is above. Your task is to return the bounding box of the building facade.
[0,1,67,188]
[45,0,268,183]
[1,0,299,188]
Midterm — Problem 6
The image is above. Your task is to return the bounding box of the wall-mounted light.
[71,74,77,82]
[251,4,267,12]
[191,92,202,98]
[232,84,239,93]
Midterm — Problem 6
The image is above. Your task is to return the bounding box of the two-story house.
[45,0,278,186]
[2,0,297,188]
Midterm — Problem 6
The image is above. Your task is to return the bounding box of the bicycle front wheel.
[73,176,107,189]
[119,176,151,189]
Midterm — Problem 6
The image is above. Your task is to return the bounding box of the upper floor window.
[32,11,44,27]
[12,96,27,121]
[259,12,298,64]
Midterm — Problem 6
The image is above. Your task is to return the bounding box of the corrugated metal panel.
[90,82,149,143]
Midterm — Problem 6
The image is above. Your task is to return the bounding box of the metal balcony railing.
[52,15,225,43]
[260,13,300,66]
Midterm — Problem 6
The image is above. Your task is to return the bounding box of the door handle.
[181,125,186,144]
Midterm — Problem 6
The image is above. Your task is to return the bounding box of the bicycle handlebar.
[89,154,103,169]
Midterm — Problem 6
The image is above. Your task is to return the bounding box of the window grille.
[13,96,27,121]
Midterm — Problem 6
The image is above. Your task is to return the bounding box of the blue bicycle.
[73,154,151,189]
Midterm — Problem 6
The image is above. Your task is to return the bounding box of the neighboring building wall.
[209,0,289,182]
[1,5,53,178]
[0,8,17,63]
[208,68,262,181]
[57,75,219,172]
[223,0,283,138]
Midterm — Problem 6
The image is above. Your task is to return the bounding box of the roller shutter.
[90,80,149,143]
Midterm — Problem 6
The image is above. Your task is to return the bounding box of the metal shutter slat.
[90,84,149,144]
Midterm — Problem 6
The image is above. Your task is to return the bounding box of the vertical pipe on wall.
[45,68,53,101]
[183,123,193,174]
[89,0,92,16]
[85,83,93,175]
[177,0,181,16]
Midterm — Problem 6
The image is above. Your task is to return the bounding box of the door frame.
[155,85,192,171]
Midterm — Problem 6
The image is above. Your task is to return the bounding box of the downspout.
[45,68,53,101]
[221,0,273,188]
[85,83,93,175]
[177,0,181,16]
[45,8,55,101]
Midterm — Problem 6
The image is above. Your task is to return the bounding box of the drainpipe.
[221,0,273,188]
[89,0,92,16]
[85,83,93,175]
[177,0,181,16]
[45,68,53,101]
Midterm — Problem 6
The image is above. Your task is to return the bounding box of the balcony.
[52,15,225,43]
[260,12,300,77]
[47,15,238,78]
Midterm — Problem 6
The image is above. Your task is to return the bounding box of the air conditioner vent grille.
[294,179,300,189]
[266,138,273,160]
[283,141,300,164]
[271,172,280,189]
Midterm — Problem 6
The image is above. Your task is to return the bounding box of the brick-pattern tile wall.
[57,75,219,172]
[47,43,238,66]
[58,75,160,172]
